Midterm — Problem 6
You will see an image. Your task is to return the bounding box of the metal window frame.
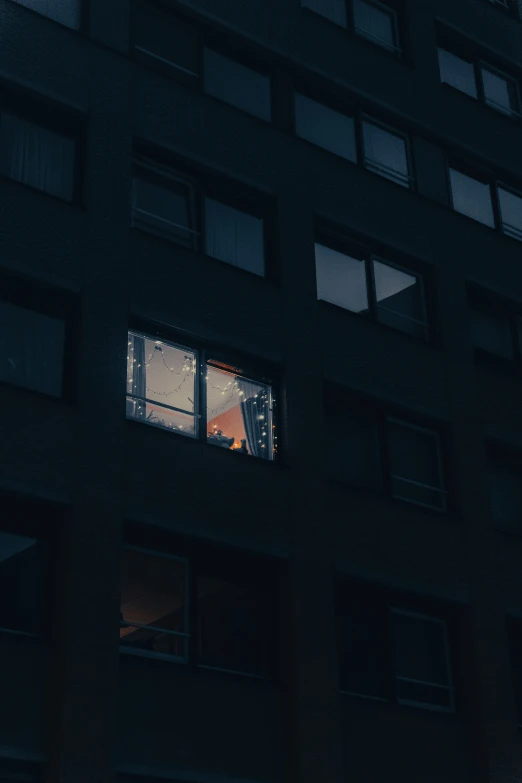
[390,607,456,713]
[352,0,402,56]
[360,115,415,189]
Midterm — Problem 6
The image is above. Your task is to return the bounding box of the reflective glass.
[295,93,356,162]
[353,0,397,51]
[482,67,519,115]
[449,168,495,227]
[438,48,478,98]
[301,0,348,27]
[498,187,522,242]
[204,49,271,121]
[362,121,410,187]
[373,260,426,338]
[315,243,369,313]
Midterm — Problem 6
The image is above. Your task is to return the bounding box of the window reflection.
[373,260,426,338]
[315,244,369,313]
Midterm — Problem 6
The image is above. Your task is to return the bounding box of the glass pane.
[204,49,272,122]
[390,476,446,510]
[12,0,81,28]
[362,121,409,187]
[294,94,357,162]
[482,68,518,115]
[120,547,188,660]
[438,49,478,99]
[373,260,426,337]
[205,198,265,276]
[387,420,443,491]
[301,0,348,27]
[135,5,199,76]
[132,174,196,248]
[470,309,514,360]
[489,462,522,531]
[337,602,389,699]
[391,611,451,686]
[326,410,382,490]
[0,113,75,201]
[498,187,522,242]
[0,531,46,635]
[127,332,197,437]
[449,168,495,227]
[197,574,270,677]
[206,365,273,459]
[0,300,65,397]
[353,0,396,50]
[396,678,453,710]
[315,243,369,313]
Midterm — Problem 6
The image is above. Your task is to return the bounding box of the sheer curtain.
[13,0,81,29]
[237,378,270,459]
[127,334,146,420]
[0,113,75,201]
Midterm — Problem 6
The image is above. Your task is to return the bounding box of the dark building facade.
[2,0,522,782]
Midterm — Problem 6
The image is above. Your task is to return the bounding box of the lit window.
[134,2,199,78]
[362,120,411,187]
[205,198,265,276]
[438,48,478,99]
[481,66,520,116]
[11,0,81,29]
[300,0,348,27]
[204,49,272,122]
[498,186,522,242]
[448,168,495,227]
[353,0,399,53]
[127,331,276,460]
[294,93,357,162]
[0,113,76,201]
[386,419,446,511]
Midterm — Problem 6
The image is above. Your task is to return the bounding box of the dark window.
[387,419,446,511]
[294,93,357,162]
[469,288,522,374]
[488,450,522,533]
[507,618,522,727]
[134,1,199,79]
[0,759,40,782]
[315,241,428,339]
[120,537,277,678]
[337,581,456,712]
[498,186,522,242]
[301,0,348,27]
[481,65,520,116]
[127,330,276,460]
[438,48,478,99]
[353,0,399,53]
[11,0,81,28]
[449,168,495,228]
[0,111,76,201]
[325,407,382,491]
[362,119,411,187]
[204,49,272,122]
[131,156,271,277]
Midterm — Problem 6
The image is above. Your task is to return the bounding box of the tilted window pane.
[205,198,265,276]
[498,187,522,242]
[489,461,522,531]
[0,113,75,201]
[438,48,478,99]
[300,0,347,27]
[373,260,426,338]
[353,0,397,51]
[326,410,382,490]
[132,174,197,248]
[362,121,410,187]
[0,531,47,635]
[126,332,197,436]
[120,547,189,661]
[387,420,445,509]
[337,601,389,700]
[482,68,519,115]
[391,611,451,687]
[206,366,273,460]
[470,309,514,360]
[449,168,495,227]
[135,4,199,76]
[294,94,356,162]
[11,0,81,28]
[315,243,369,313]
[204,49,272,122]
[0,301,65,397]
[197,574,271,676]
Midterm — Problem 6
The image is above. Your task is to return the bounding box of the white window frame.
[390,607,455,713]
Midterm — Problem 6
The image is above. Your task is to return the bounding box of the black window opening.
[336,582,456,713]
[0,93,84,204]
[488,448,522,534]
[438,45,521,118]
[127,329,277,461]
[300,0,402,56]
[0,273,76,400]
[469,289,522,375]
[0,758,41,783]
[131,157,270,277]
[11,0,82,29]
[315,239,429,340]
[324,391,447,512]
[203,48,272,122]
[448,164,522,242]
[119,539,277,679]
[507,617,522,729]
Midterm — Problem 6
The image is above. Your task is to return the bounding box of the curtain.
[0,113,75,201]
[127,334,146,420]
[205,198,265,277]
[237,378,269,459]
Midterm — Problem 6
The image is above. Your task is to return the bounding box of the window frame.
[468,286,522,376]
[119,526,280,680]
[360,114,415,189]
[478,60,521,118]
[352,0,402,56]
[126,325,278,461]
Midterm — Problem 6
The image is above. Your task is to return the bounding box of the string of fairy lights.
[127,336,277,453]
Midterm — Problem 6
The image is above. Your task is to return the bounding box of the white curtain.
[362,122,409,186]
[0,113,75,201]
[301,0,347,27]
[13,0,81,29]
[205,198,265,277]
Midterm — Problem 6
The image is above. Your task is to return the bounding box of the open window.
[10,0,81,28]
[361,119,412,188]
